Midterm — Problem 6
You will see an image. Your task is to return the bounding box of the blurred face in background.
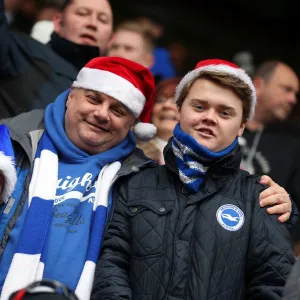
[108,29,154,68]
[255,63,299,123]
[4,0,20,12]
[151,78,181,141]
[53,0,113,52]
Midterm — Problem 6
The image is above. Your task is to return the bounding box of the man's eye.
[76,9,89,16]
[220,111,231,117]
[98,15,109,24]
[195,105,204,110]
[112,108,124,116]
[87,95,97,102]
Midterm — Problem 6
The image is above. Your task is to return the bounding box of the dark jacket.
[240,124,300,241]
[0,0,100,119]
[92,143,295,300]
[0,110,154,291]
[283,258,300,300]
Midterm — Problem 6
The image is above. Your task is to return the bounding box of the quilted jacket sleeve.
[246,182,295,299]
[91,181,132,300]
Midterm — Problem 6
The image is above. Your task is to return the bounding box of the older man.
[0,57,156,300]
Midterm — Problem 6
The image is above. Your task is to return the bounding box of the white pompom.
[133,122,157,141]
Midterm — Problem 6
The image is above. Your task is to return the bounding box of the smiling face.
[53,0,113,51]
[178,78,246,152]
[151,79,180,141]
[65,88,136,154]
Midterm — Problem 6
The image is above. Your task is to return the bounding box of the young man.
[0,56,157,300]
[92,59,295,300]
[107,21,154,69]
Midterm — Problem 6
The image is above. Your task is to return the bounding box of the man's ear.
[176,105,181,121]
[145,53,155,69]
[66,88,75,108]
[238,119,248,137]
[52,13,63,34]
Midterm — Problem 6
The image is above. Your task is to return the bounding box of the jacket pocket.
[124,196,173,258]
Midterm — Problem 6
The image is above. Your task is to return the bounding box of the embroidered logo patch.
[216,204,244,231]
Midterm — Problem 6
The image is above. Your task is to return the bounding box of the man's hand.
[259,175,291,223]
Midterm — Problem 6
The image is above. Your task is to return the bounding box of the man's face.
[53,0,113,52]
[178,78,246,152]
[65,88,136,154]
[256,64,299,122]
[108,30,153,68]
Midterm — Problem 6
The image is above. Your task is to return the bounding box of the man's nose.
[94,105,110,121]
[86,15,98,31]
[162,97,177,110]
[288,92,298,106]
[202,109,217,123]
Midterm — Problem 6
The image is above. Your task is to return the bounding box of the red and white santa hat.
[175,59,256,120]
[72,56,157,140]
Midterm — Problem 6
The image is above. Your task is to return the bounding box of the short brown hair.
[115,21,154,53]
[176,71,253,122]
[254,60,281,82]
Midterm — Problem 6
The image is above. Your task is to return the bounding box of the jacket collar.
[49,32,100,71]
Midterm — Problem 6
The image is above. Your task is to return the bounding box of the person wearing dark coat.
[92,59,295,300]
[0,0,113,119]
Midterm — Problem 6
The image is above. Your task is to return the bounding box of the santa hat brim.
[0,151,17,203]
[175,64,256,120]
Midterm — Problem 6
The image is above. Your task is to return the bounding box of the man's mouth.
[197,127,215,137]
[87,121,109,132]
[159,115,177,121]
[80,34,97,46]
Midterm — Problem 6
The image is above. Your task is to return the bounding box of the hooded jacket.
[92,142,295,300]
[0,110,154,292]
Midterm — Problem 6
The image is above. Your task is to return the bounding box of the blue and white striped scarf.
[172,123,238,193]
[1,91,136,300]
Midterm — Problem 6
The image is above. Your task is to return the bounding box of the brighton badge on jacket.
[216,204,245,231]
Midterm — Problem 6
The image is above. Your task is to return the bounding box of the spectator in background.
[239,60,300,246]
[0,0,113,119]
[135,5,176,82]
[30,1,62,44]
[137,77,181,164]
[3,0,20,24]
[107,21,154,68]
